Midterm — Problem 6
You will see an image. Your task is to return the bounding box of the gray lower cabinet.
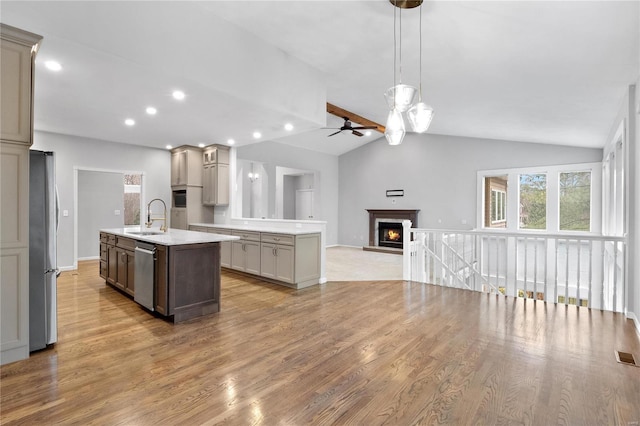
[188,225,321,288]
[260,242,294,284]
[231,231,261,275]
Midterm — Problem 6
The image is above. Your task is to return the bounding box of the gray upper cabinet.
[202,145,230,206]
[171,146,202,187]
[0,25,40,145]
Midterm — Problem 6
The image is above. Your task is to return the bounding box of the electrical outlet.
[114,210,121,215]
[63,210,69,217]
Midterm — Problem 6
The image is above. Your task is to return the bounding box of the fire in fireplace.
[378,222,403,249]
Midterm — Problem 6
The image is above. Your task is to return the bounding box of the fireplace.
[365,209,420,253]
[378,222,403,249]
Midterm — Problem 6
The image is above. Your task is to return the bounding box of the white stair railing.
[402,221,626,312]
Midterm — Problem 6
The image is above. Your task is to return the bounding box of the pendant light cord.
[399,4,403,84]
[393,1,397,89]
[418,2,423,102]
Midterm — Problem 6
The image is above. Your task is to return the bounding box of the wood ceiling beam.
[326,102,385,134]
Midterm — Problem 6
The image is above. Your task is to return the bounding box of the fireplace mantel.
[366,209,419,248]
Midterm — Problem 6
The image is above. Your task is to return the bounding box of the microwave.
[173,190,186,208]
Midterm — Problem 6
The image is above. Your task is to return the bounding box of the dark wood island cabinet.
[100,228,238,322]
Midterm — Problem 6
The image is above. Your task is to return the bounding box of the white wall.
[77,171,124,259]
[236,141,339,245]
[32,131,171,269]
[338,133,603,247]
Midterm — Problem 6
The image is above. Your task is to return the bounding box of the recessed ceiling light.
[227,139,235,145]
[252,131,262,139]
[146,106,157,115]
[172,90,185,100]
[365,131,372,136]
[124,118,135,126]
[198,143,205,148]
[166,145,173,150]
[284,123,294,131]
[44,60,62,72]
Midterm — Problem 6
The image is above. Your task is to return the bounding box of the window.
[491,190,506,223]
[559,171,591,231]
[124,174,141,226]
[519,173,546,230]
[477,163,600,233]
[484,176,507,228]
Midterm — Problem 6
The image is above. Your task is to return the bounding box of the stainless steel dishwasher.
[134,242,156,311]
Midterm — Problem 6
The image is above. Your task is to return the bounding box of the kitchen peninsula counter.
[99,228,239,323]
[188,223,322,289]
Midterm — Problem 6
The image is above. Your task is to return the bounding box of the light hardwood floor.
[1,260,639,425]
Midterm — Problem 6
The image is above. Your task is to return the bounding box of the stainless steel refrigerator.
[29,150,58,352]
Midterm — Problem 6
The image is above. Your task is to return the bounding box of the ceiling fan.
[325,117,378,137]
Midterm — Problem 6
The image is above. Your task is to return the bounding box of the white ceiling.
[2,1,638,156]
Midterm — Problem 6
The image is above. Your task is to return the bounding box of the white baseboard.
[329,244,363,249]
[627,311,640,337]
[58,265,76,272]
[78,256,99,261]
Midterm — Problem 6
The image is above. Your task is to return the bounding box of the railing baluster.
[524,237,528,299]
[534,237,538,300]
[544,238,548,303]
[588,240,593,309]
[553,238,560,303]
[577,239,582,306]
[613,242,618,312]
[565,240,570,305]
[514,237,518,298]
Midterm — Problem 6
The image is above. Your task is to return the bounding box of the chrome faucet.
[146,198,167,232]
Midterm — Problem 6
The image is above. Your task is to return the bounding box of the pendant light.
[384,108,406,145]
[384,1,417,145]
[407,1,434,133]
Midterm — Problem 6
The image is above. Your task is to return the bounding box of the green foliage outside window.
[559,172,591,231]
[519,174,546,229]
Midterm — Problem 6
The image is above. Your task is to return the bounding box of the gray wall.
[77,171,124,259]
[236,141,339,245]
[32,131,171,269]
[338,133,603,247]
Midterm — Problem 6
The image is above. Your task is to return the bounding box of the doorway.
[74,168,144,266]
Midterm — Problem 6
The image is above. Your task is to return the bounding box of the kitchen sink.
[128,231,165,236]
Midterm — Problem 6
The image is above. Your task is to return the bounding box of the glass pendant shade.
[407,102,434,133]
[384,84,418,112]
[384,109,406,145]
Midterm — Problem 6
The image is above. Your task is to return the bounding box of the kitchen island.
[100,228,238,322]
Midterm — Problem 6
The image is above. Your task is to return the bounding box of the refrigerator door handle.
[55,184,60,233]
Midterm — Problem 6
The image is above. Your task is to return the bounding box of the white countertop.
[101,227,239,246]
[189,223,321,236]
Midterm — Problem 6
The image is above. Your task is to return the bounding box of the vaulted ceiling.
[2,1,638,156]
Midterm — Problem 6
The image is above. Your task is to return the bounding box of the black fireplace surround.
[378,222,404,249]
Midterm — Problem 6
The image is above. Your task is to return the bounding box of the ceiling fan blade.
[352,126,377,130]
[352,130,364,137]
[327,130,342,137]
